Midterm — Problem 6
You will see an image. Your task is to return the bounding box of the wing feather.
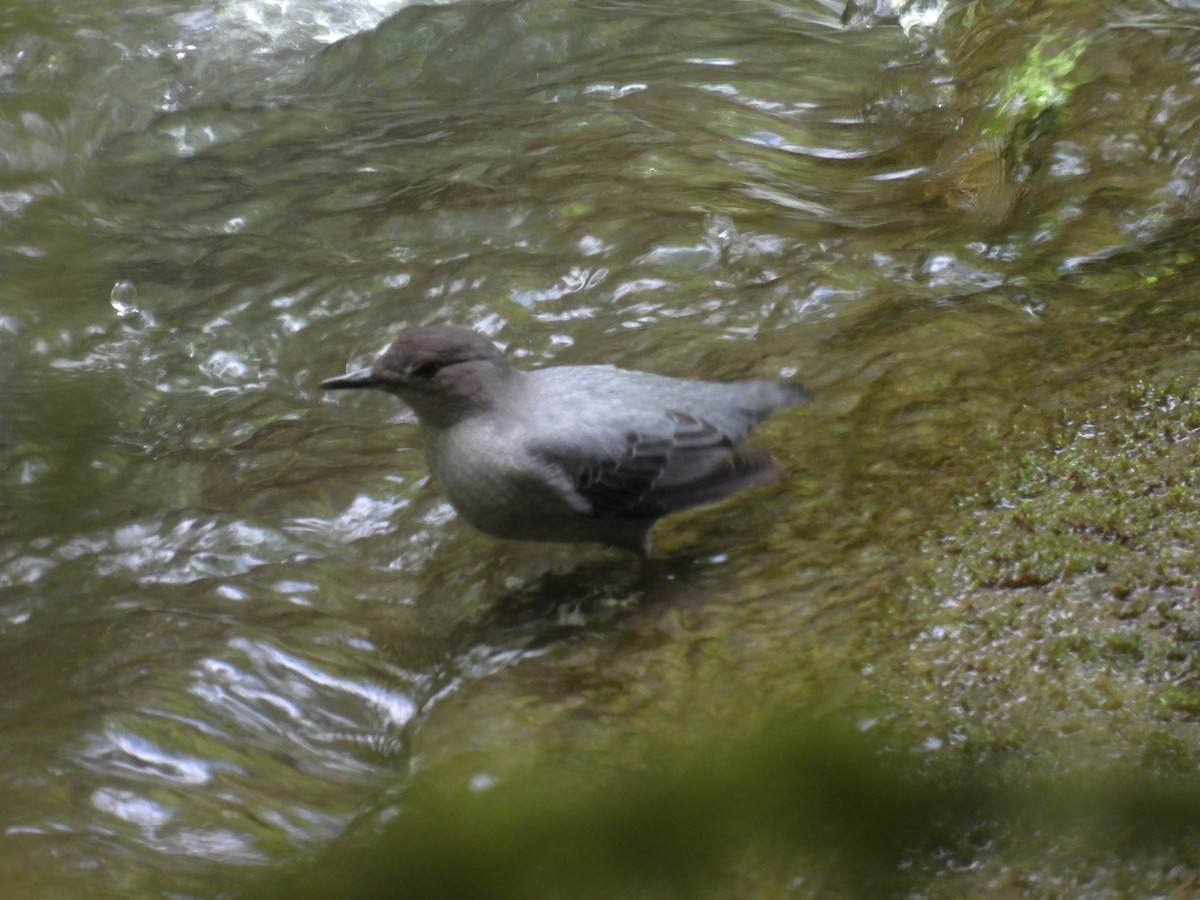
[533,410,782,520]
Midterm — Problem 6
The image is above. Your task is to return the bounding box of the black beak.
[320,368,379,390]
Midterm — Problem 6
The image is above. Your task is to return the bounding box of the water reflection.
[192,637,416,755]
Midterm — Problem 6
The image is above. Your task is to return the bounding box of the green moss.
[931,380,1200,598]
[1158,687,1200,717]
[884,379,1200,769]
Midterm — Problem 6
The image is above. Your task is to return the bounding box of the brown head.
[321,324,513,428]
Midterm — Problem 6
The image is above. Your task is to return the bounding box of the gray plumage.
[321,324,808,554]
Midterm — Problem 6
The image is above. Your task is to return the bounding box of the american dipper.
[321,325,808,554]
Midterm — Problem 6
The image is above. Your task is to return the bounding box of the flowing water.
[5,0,1200,895]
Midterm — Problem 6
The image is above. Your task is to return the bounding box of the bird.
[321,324,808,554]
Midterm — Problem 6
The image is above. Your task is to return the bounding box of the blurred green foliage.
[267,710,1200,899]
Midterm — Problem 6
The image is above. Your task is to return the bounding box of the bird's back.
[510,364,808,542]
[520,364,807,439]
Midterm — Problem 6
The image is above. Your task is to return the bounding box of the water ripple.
[194,637,417,743]
[89,518,301,585]
[82,728,226,785]
[288,493,411,543]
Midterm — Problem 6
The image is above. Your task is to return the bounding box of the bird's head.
[321,324,513,428]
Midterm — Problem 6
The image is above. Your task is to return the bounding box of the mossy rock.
[884,380,1200,767]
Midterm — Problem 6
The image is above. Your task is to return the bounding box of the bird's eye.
[409,361,442,379]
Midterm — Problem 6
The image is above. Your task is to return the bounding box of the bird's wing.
[532,410,781,520]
